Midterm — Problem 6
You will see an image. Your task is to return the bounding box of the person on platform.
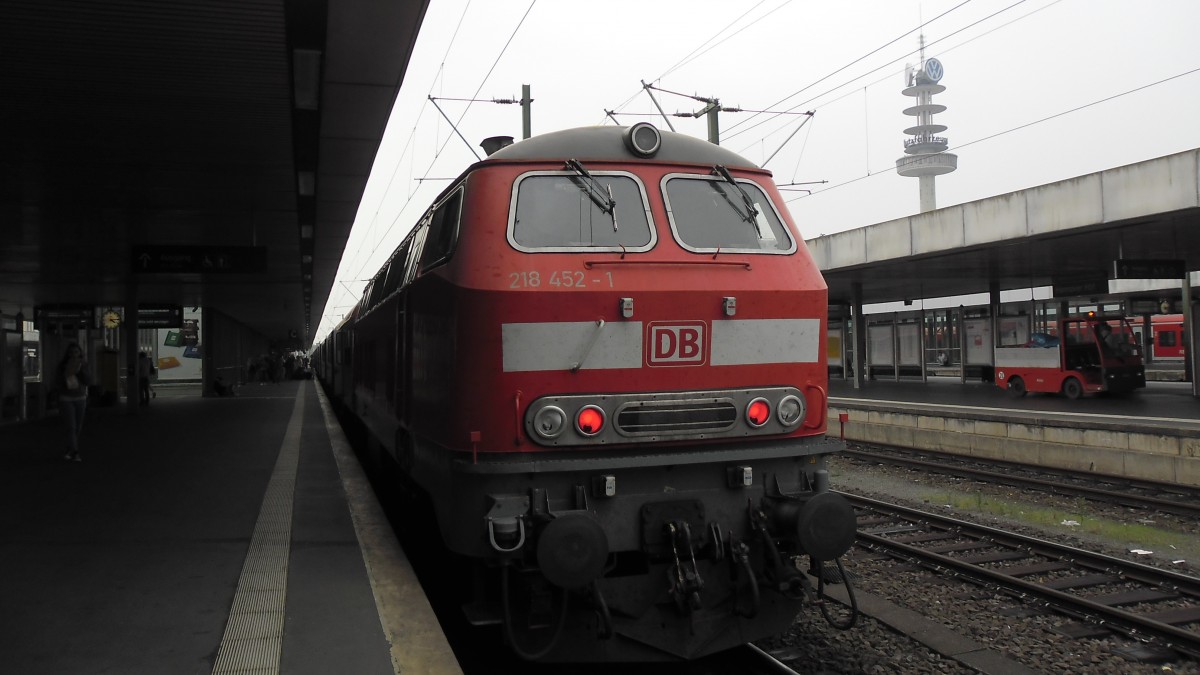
[212,374,236,397]
[137,351,156,406]
[55,343,92,462]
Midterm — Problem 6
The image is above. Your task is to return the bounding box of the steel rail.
[736,643,803,675]
[842,446,1200,519]
[846,493,1200,658]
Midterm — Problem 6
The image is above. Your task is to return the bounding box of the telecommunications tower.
[897,44,957,212]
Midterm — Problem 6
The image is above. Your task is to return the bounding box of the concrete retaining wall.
[827,402,1200,487]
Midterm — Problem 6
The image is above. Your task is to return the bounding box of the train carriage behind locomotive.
[315,123,857,661]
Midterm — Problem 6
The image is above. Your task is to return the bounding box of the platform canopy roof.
[0,0,430,347]
[808,149,1200,310]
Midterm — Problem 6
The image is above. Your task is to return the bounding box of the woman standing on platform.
[55,343,91,462]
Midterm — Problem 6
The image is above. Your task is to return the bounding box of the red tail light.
[576,406,605,436]
[746,398,770,428]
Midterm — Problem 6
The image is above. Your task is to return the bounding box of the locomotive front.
[405,124,856,661]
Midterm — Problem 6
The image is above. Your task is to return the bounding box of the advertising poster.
[964,318,994,366]
[827,328,843,367]
[897,323,921,366]
[867,324,894,366]
[997,315,1031,347]
[156,308,203,381]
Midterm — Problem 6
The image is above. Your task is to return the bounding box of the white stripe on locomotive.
[502,318,821,372]
[502,321,643,372]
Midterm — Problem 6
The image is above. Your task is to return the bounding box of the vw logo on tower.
[924,57,943,82]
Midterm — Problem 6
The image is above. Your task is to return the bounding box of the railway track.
[847,492,1200,660]
[842,445,1200,519]
[684,644,801,675]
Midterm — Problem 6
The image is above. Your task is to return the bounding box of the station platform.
[0,380,461,675]
[826,376,1200,487]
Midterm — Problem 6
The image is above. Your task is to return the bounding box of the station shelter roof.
[807,149,1200,310]
[0,0,430,347]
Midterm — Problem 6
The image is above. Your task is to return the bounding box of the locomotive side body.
[316,126,855,661]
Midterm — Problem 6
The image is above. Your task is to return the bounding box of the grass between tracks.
[927,489,1192,552]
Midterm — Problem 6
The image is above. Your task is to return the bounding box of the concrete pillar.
[919,175,936,213]
[920,308,928,383]
[0,314,11,422]
[202,307,214,397]
[989,282,1001,382]
[1183,275,1196,396]
[1141,315,1153,365]
[16,312,27,420]
[891,314,900,382]
[125,291,139,415]
[851,282,866,390]
[957,307,966,385]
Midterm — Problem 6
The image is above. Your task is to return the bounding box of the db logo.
[647,322,707,366]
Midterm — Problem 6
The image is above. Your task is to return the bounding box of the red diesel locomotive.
[313,123,857,661]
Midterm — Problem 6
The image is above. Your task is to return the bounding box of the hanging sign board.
[33,305,94,330]
[1052,274,1109,298]
[132,246,267,274]
[137,305,184,328]
[1113,259,1186,280]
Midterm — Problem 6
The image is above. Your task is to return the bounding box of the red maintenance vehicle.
[995,313,1146,398]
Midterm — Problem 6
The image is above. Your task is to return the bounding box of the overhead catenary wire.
[734,0,1065,169]
[783,66,1200,205]
[605,0,788,119]
[345,1,537,298]
[319,0,537,339]
[317,0,1186,341]
[318,0,477,337]
[730,0,1061,160]
[722,0,984,142]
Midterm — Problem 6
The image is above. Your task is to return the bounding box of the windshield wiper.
[566,159,619,231]
[711,165,758,224]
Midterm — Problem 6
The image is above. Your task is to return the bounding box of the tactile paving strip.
[211,388,305,675]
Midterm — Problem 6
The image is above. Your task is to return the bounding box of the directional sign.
[34,305,94,330]
[1128,298,1159,315]
[132,246,267,274]
[1052,274,1109,298]
[137,304,183,328]
[1113,259,1186,280]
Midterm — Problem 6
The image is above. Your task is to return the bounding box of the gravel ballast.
[754,449,1200,674]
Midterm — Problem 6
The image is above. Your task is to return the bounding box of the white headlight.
[533,405,567,439]
[777,394,804,427]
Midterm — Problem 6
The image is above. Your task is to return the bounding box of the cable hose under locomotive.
[733,544,760,618]
[591,581,613,639]
[817,557,858,630]
[500,564,570,660]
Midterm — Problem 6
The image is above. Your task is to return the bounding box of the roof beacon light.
[624,122,662,158]
[576,405,606,436]
[746,398,771,428]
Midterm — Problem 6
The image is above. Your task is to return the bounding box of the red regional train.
[312,123,856,662]
[1147,314,1186,360]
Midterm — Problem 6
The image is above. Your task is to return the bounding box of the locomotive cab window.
[662,174,795,254]
[420,186,463,272]
[508,170,655,252]
[381,238,413,297]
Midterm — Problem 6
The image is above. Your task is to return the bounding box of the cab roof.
[486,125,762,170]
